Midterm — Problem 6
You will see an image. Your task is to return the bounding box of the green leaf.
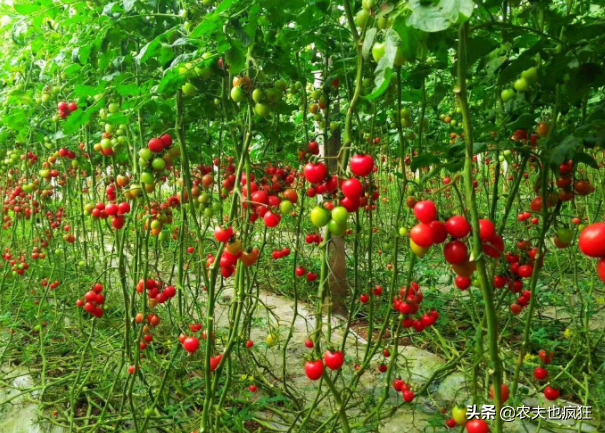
[467,37,499,66]
[216,0,236,13]
[189,0,236,39]
[496,42,543,86]
[364,29,400,101]
[14,3,38,15]
[549,135,581,166]
[63,101,102,134]
[6,89,32,106]
[473,143,488,154]
[225,45,246,75]
[74,85,102,98]
[392,17,419,63]
[507,113,535,131]
[2,110,28,130]
[407,0,474,33]
[411,153,440,171]
[573,151,598,169]
[362,28,377,61]
[117,84,140,96]
[123,0,137,12]
[136,31,170,64]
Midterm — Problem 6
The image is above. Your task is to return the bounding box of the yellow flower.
[595,296,604,305]
[524,353,537,362]
[240,374,247,381]
[564,328,572,339]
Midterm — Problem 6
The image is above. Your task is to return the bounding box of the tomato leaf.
[507,113,535,131]
[549,135,581,166]
[392,17,419,63]
[364,29,400,101]
[411,153,440,171]
[362,28,377,61]
[407,0,474,33]
[496,41,544,86]
[572,151,599,169]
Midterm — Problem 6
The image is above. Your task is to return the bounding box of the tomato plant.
[0,0,604,432]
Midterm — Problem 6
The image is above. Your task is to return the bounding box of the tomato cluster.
[77,283,105,318]
[135,278,176,305]
[57,100,77,119]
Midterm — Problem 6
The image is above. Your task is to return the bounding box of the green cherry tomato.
[521,67,538,84]
[182,82,196,96]
[252,89,265,103]
[327,219,347,236]
[231,86,246,102]
[254,103,270,117]
[331,206,348,224]
[372,42,386,63]
[152,158,166,171]
[280,200,293,215]
[310,206,330,227]
[557,228,574,245]
[501,88,515,102]
[514,77,530,92]
[452,406,467,425]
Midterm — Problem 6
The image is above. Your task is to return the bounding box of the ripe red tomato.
[574,179,591,195]
[493,275,506,288]
[445,215,470,238]
[538,349,553,364]
[305,359,324,380]
[429,221,447,244]
[534,367,547,380]
[214,226,234,243]
[518,264,533,278]
[263,211,280,227]
[323,350,345,370]
[159,134,173,148]
[543,386,560,401]
[482,234,504,258]
[444,240,468,264]
[579,223,605,257]
[148,138,164,153]
[303,162,328,184]
[341,177,363,198]
[210,354,222,371]
[182,336,199,353]
[455,276,471,290]
[393,378,404,391]
[489,383,509,403]
[530,196,544,212]
[410,223,434,248]
[402,390,414,402]
[466,419,489,433]
[510,303,522,315]
[478,219,496,241]
[413,200,437,223]
[350,154,374,177]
